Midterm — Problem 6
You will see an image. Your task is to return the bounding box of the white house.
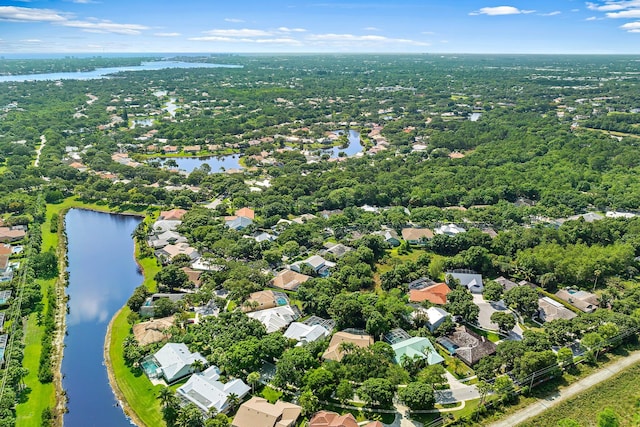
[446,271,484,294]
[434,224,466,236]
[150,343,208,383]
[247,305,299,333]
[418,306,450,332]
[283,322,329,345]
[177,366,250,413]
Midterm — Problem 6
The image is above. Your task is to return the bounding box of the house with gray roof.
[446,270,484,294]
[177,366,250,413]
[226,216,253,231]
[146,342,208,383]
[283,322,330,346]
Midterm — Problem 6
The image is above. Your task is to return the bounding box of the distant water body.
[0,61,241,82]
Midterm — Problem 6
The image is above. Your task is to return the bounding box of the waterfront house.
[177,366,250,413]
[160,209,188,221]
[145,342,207,384]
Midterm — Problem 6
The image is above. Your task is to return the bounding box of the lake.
[62,209,142,427]
[158,154,243,174]
[323,129,364,158]
[0,61,241,82]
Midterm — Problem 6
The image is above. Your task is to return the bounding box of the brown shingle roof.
[401,227,434,242]
[270,269,311,291]
[322,331,373,362]
[232,397,301,427]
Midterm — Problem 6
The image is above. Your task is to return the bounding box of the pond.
[62,209,142,427]
[323,130,364,158]
[158,154,243,174]
[0,61,242,82]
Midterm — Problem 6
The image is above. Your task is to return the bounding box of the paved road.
[488,350,640,427]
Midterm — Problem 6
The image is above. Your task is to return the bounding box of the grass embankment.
[107,244,162,426]
[518,363,640,427]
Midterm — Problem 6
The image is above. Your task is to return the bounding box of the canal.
[62,209,142,427]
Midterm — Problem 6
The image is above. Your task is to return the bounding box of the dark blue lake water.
[62,209,142,427]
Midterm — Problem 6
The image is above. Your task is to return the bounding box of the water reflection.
[62,209,142,427]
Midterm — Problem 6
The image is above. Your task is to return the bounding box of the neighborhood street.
[488,350,640,427]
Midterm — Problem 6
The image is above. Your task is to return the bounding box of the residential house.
[151,219,182,234]
[0,227,26,243]
[434,223,466,236]
[537,297,578,322]
[0,290,11,306]
[226,216,253,231]
[283,322,329,346]
[290,255,336,277]
[0,255,14,282]
[144,342,208,383]
[181,267,203,287]
[140,293,186,317]
[0,334,7,364]
[0,312,4,332]
[0,244,13,256]
[375,228,400,247]
[494,276,519,292]
[248,232,276,243]
[235,207,255,220]
[183,145,201,154]
[443,326,497,366]
[163,145,179,153]
[446,270,484,294]
[322,331,373,361]
[555,289,599,313]
[401,227,434,245]
[247,305,299,333]
[232,397,301,427]
[322,243,353,259]
[270,269,311,291]
[177,366,250,414]
[292,213,317,224]
[155,243,200,262]
[160,209,188,221]
[412,306,451,332]
[390,336,444,366]
[309,411,383,427]
[409,282,451,305]
[148,230,187,249]
[132,316,174,346]
[243,290,288,312]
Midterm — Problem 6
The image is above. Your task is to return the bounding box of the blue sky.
[0,0,639,54]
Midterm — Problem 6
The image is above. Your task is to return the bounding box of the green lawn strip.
[109,306,165,426]
[465,324,502,343]
[517,363,640,427]
[15,282,56,426]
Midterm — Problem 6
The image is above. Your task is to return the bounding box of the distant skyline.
[1,0,639,55]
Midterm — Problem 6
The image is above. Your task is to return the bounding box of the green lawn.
[15,282,56,426]
[518,363,640,427]
[109,306,165,426]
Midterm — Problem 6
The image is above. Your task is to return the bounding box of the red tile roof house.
[160,209,188,221]
[409,283,452,305]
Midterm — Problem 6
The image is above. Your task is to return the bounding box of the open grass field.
[14,281,56,426]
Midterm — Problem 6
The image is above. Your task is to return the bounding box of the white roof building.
[153,343,208,383]
[151,219,182,234]
[247,305,298,333]
[177,366,250,413]
[283,322,329,345]
[424,307,450,332]
[434,223,466,236]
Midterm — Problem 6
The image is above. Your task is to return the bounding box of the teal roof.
[391,336,444,366]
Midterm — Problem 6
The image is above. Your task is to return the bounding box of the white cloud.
[278,26,307,32]
[587,1,640,12]
[364,26,381,31]
[61,20,149,35]
[621,20,640,30]
[224,18,245,23]
[154,32,181,37]
[586,16,599,20]
[21,39,42,42]
[72,0,99,4]
[540,11,562,16]
[307,33,429,46]
[202,28,273,37]
[607,9,640,17]
[0,6,67,22]
[188,35,301,45]
[470,6,535,16]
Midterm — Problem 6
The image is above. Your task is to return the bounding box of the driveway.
[472,294,522,339]
[436,372,480,404]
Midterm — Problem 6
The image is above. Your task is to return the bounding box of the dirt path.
[488,350,640,427]
[35,134,46,167]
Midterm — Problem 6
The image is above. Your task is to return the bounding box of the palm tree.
[227,393,240,413]
[477,380,493,407]
[191,359,205,374]
[247,371,261,394]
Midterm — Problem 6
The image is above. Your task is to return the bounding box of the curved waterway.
[61,209,142,427]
